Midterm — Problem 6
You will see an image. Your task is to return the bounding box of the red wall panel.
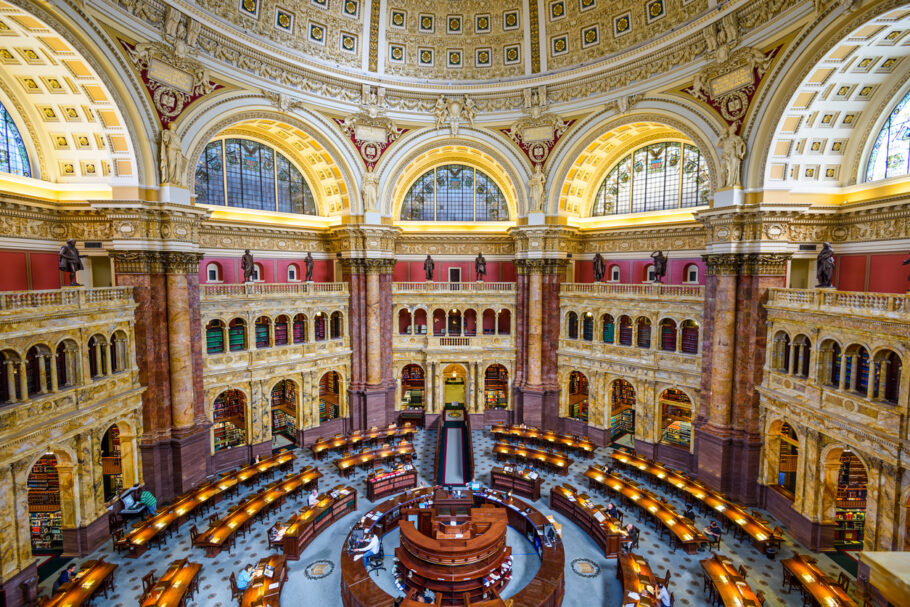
[864,254,908,293]
[0,251,28,291]
[31,253,62,290]
[836,255,867,292]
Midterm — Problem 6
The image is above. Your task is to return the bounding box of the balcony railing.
[0,287,134,311]
[202,282,348,299]
[767,288,910,317]
[560,283,704,299]
[393,282,515,293]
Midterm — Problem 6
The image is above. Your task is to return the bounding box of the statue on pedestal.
[651,250,668,283]
[816,242,835,288]
[424,255,435,282]
[717,124,746,188]
[58,239,83,286]
[362,168,379,212]
[305,252,314,282]
[529,165,545,212]
[159,123,186,185]
[241,249,255,283]
[592,252,606,283]
[475,252,487,281]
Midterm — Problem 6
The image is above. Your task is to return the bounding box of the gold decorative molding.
[703,252,791,276]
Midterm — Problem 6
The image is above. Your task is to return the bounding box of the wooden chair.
[142,571,156,595]
[755,590,766,606]
[661,569,672,586]
[209,513,220,526]
[837,572,851,592]
[111,527,129,554]
[189,524,200,544]
[229,572,240,601]
[737,564,748,578]
[707,534,721,551]
[267,525,282,550]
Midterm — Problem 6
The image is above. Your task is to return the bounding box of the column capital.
[339,258,397,274]
[514,258,569,275]
[702,252,792,276]
[110,250,204,274]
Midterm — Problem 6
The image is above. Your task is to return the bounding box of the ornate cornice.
[339,258,397,274]
[514,258,569,275]
[703,252,792,275]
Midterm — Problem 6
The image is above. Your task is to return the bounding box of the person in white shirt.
[307,488,319,507]
[352,533,380,562]
[657,582,671,607]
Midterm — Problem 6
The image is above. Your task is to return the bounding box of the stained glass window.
[592,142,709,216]
[0,101,31,177]
[865,89,910,182]
[400,164,508,221]
[194,138,317,214]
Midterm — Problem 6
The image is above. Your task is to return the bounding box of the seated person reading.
[352,532,380,562]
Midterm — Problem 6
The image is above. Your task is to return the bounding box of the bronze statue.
[816,242,835,288]
[304,252,314,282]
[241,249,255,282]
[424,255,435,281]
[58,239,83,286]
[651,250,668,283]
[593,253,606,283]
[475,252,487,281]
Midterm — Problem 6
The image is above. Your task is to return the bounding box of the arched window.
[684,264,699,283]
[314,313,326,341]
[87,335,108,378]
[293,314,308,343]
[865,88,910,182]
[252,263,263,282]
[206,320,225,354]
[399,309,413,335]
[645,265,656,283]
[287,264,299,282]
[464,309,477,336]
[194,138,318,214]
[659,319,677,351]
[432,309,446,336]
[0,101,31,177]
[330,312,343,339]
[592,142,710,215]
[228,318,246,351]
[618,316,633,346]
[773,332,791,372]
[274,315,290,346]
[602,314,615,343]
[636,317,651,348]
[874,350,902,404]
[414,309,428,335]
[680,320,699,354]
[400,164,509,221]
[205,262,221,282]
[609,265,621,282]
[254,316,271,348]
[582,313,594,341]
[567,312,578,339]
[56,341,77,388]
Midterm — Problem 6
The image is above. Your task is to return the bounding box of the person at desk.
[307,488,319,507]
[52,563,78,593]
[139,489,157,517]
[624,523,640,550]
[704,520,722,542]
[237,564,255,591]
[606,502,619,519]
[269,522,286,543]
[352,532,380,562]
[682,503,696,521]
[656,582,671,607]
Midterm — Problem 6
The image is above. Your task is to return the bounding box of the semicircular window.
[0,101,31,177]
[194,138,317,215]
[591,142,709,216]
[865,88,910,182]
[400,164,509,221]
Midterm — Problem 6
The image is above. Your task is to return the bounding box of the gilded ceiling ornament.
[334,88,407,170]
[503,86,573,168]
[433,95,477,136]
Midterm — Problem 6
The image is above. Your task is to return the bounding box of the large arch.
[548,101,722,219]
[377,127,530,220]
[749,1,910,191]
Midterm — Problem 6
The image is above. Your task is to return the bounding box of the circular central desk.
[340,488,565,607]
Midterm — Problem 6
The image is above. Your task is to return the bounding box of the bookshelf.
[834,451,867,546]
[28,457,62,551]
[568,372,589,421]
[603,318,615,343]
[637,321,651,348]
[101,426,122,501]
[319,373,340,421]
[681,323,699,354]
[484,365,509,410]
[661,324,676,350]
[293,317,307,343]
[610,380,636,440]
[271,408,296,438]
[274,320,289,345]
[228,322,245,351]
[314,315,326,341]
[255,320,269,348]
[206,324,224,354]
[618,321,633,345]
[582,315,594,340]
[213,390,246,452]
[401,365,425,410]
[660,389,692,447]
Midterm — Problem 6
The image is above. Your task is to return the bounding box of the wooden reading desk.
[617,552,659,606]
[782,554,857,607]
[335,443,415,476]
[311,424,416,459]
[490,425,595,457]
[490,466,543,501]
[193,466,322,556]
[140,558,201,607]
[549,484,627,557]
[583,466,707,554]
[279,484,357,559]
[45,559,118,607]
[609,451,782,553]
[701,553,761,607]
[241,555,288,607]
[492,442,570,475]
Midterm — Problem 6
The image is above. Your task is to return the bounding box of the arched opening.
[582,312,594,341]
[464,309,477,337]
[776,422,799,500]
[644,265,656,283]
[205,262,221,283]
[110,330,128,373]
[28,453,63,552]
[252,262,264,282]
[636,317,652,348]
[873,350,902,404]
[680,320,699,354]
[100,425,123,502]
[399,164,509,221]
[228,318,247,351]
[447,309,463,336]
[270,380,298,447]
[602,314,615,343]
[287,264,300,282]
[274,315,290,345]
[55,340,78,388]
[484,364,509,410]
[319,371,341,422]
[254,316,272,348]
[618,316,633,346]
[773,331,791,372]
[414,309,428,335]
[482,309,496,335]
[822,449,868,548]
[399,309,413,335]
[684,264,699,284]
[567,371,589,421]
[401,364,425,410]
[432,309,446,336]
[443,364,467,406]
[25,345,51,396]
[293,314,308,343]
[314,312,327,341]
[610,380,636,444]
[87,335,108,378]
[659,319,677,352]
[844,345,871,396]
[793,335,811,377]
[819,339,842,387]
[205,320,226,354]
[609,265,621,282]
[498,309,511,335]
[1,350,23,403]
[660,388,692,448]
[212,389,247,452]
[330,311,344,339]
[567,312,579,339]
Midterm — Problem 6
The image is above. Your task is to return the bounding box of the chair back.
[142,571,156,594]
[662,569,672,585]
[738,564,747,578]
[755,590,766,606]
[229,572,239,597]
[189,524,200,543]
[837,572,850,592]
[670,592,675,606]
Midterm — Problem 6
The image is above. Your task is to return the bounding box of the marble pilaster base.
[211,443,250,475]
[348,385,395,431]
[0,560,38,607]
[170,429,210,493]
[300,417,348,446]
[61,511,109,557]
[694,427,733,493]
[693,428,763,504]
[250,440,273,462]
[513,387,558,429]
[140,439,176,500]
[761,485,836,550]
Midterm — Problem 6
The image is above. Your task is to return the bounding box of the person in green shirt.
[139,489,157,517]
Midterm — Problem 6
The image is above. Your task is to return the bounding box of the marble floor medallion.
[304,559,335,580]
[571,558,601,578]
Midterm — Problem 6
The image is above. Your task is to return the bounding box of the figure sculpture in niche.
[592,252,606,283]
[651,251,668,283]
[362,168,379,212]
[159,122,186,185]
[241,249,255,283]
[58,239,84,286]
[529,165,545,212]
[816,242,835,288]
[717,123,746,188]
[305,252,314,282]
[424,255,435,282]
[475,252,487,281]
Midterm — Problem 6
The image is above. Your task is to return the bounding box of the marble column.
[167,268,197,430]
[366,270,382,385]
[5,360,18,402]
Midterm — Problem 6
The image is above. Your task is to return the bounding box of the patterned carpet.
[39,428,859,606]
